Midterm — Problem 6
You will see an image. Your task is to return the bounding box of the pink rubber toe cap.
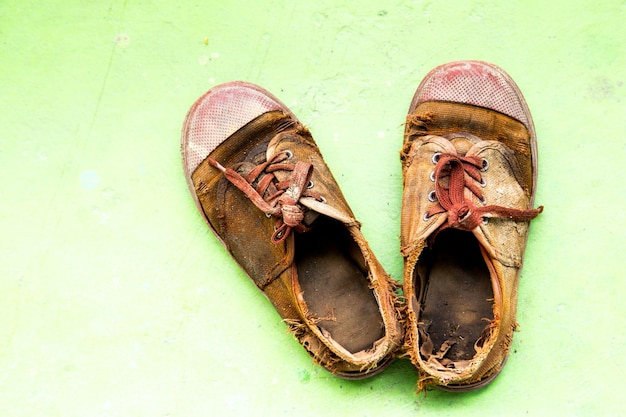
[409,60,533,132]
[181,81,294,176]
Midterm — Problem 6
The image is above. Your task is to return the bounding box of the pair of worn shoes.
[180,61,543,391]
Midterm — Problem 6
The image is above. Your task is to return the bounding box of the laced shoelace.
[426,152,543,231]
[208,151,323,244]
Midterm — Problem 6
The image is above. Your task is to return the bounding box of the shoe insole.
[295,217,384,354]
[419,229,493,361]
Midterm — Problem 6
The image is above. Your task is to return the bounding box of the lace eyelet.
[284,150,294,159]
[482,218,489,225]
[480,178,487,187]
[319,196,327,204]
[481,158,489,171]
[431,152,441,164]
[423,213,432,222]
[428,190,437,202]
[307,180,314,189]
[265,213,272,218]
[429,171,435,182]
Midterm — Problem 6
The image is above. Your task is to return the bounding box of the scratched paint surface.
[1,0,625,415]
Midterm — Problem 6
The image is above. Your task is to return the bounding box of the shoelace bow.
[208,152,322,244]
[427,153,543,231]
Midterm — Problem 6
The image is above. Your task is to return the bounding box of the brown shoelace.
[209,151,322,244]
[426,153,543,231]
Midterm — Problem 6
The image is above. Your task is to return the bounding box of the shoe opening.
[295,216,385,354]
[415,229,494,365]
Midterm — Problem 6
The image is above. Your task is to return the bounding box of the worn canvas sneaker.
[181,82,403,378]
[400,61,543,390]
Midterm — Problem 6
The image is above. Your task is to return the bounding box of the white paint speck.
[114,33,130,48]
[80,170,100,190]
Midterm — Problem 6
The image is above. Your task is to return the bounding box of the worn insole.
[420,229,493,361]
[296,217,384,354]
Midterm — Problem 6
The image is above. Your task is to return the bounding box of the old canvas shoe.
[181,82,403,378]
[400,61,543,391]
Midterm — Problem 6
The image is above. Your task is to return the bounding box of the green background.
[2,0,624,415]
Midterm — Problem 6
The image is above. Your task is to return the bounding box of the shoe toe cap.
[181,81,287,175]
[410,60,531,129]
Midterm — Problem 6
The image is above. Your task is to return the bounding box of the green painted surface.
[2,0,625,415]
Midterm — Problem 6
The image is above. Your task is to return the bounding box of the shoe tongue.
[450,137,474,156]
[269,131,360,227]
[302,209,320,228]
